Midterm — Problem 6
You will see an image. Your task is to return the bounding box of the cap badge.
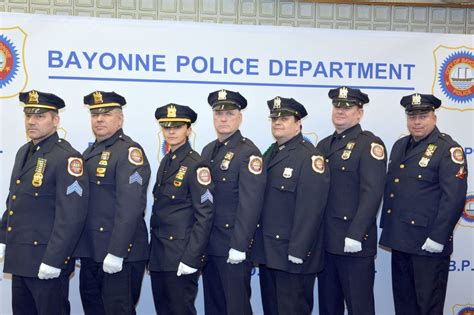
[218,89,227,101]
[338,87,348,99]
[412,94,421,105]
[93,91,103,105]
[167,105,177,118]
[28,90,39,104]
[273,97,281,109]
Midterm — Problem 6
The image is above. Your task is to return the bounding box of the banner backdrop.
[0,13,472,315]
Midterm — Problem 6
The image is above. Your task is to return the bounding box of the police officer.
[252,97,330,315]
[379,93,468,315]
[0,90,88,314]
[316,86,386,315]
[74,91,151,315]
[201,89,266,315]
[150,104,214,315]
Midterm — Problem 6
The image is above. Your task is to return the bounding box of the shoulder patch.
[450,147,465,165]
[311,155,325,174]
[370,143,385,160]
[196,167,212,186]
[67,157,84,177]
[128,147,144,166]
[248,155,263,175]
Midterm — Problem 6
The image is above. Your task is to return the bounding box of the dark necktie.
[211,141,224,160]
[161,154,172,182]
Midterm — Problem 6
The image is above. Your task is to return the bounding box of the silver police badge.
[283,167,293,178]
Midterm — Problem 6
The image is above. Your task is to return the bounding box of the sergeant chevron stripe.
[66,180,83,197]
[201,189,213,204]
[129,171,143,185]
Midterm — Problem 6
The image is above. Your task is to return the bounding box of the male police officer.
[316,87,386,315]
[252,97,330,315]
[0,90,88,314]
[150,104,214,315]
[379,93,468,315]
[74,91,151,315]
[201,89,266,315]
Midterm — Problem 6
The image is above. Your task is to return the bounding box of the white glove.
[421,238,444,253]
[344,237,362,253]
[288,255,303,264]
[227,248,246,264]
[103,253,123,274]
[38,263,61,279]
[0,243,5,260]
[176,262,198,277]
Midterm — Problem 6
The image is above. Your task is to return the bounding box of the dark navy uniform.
[201,89,266,315]
[0,91,88,315]
[252,97,330,315]
[150,104,214,315]
[316,87,387,315]
[379,94,468,315]
[74,91,151,315]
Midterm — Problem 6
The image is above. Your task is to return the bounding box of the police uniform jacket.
[253,133,330,274]
[1,132,88,277]
[201,130,266,256]
[149,142,214,272]
[379,127,468,256]
[74,129,150,262]
[316,124,386,257]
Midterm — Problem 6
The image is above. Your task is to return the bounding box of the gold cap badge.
[167,105,177,118]
[28,90,39,104]
[93,91,103,105]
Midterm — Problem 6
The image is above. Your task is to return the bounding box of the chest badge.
[419,144,437,167]
[174,166,188,187]
[283,167,293,178]
[220,151,234,170]
[96,151,111,177]
[32,158,47,187]
[341,142,355,160]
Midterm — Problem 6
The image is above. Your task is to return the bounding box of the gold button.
[7,226,12,232]
[34,241,38,245]
[12,195,16,200]
[171,195,175,199]
[387,209,392,214]
[97,181,101,185]
[34,192,39,197]
[276,235,280,239]
[343,216,347,220]
[127,248,131,252]
[281,186,285,190]
[16,179,20,185]
[64,260,68,264]
[399,164,405,169]
[169,236,174,240]
[390,193,394,198]
[9,210,13,216]
[224,223,229,228]
[222,178,226,181]
[99,227,104,232]
[411,220,415,225]
[418,175,422,179]
[394,178,400,183]
[341,166,345,171]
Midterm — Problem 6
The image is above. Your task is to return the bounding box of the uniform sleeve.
[180,163,215,268]
[42,154,89,268]
[230,149,266,252]
[288,153,330,260]
[346,140,387,241]
[429,146,468,244]
[0,198,8,243]
[107,147,151,258]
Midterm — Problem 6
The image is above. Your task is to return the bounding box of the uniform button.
[169,236,174,240]
[58,139,62,143]
[341,166,345,171]
[16,179,21,185]
[326,159,329,163]
[307,251,311,257]
[394,178,400,183]
[129,244,133,247]
[256,224,260,228]
[171,195,175,199]
[154,197,157,201]
[387,209,392,214]
[99,227,104,232]
[222,178,226,181]
[67,256,71,260]
[399,164,405,169]
[64,260,68,264]
[12,195,16,200]
[157,184,161,187]
[281,186,285,190]
[224,223,229,228]
[411,220,415,225]
[9,210,13,216]
[34,241,38,245]
[418,175,422,179]
[34,193,39,197]
[276,235,280,239]
[7,226,12,232]
[390,193,395,198]
[127,248,131,252]
[343,216,348,220]
[97,181,101,185]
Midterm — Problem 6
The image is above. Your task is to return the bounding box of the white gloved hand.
[103,253,123,274]
[38,263,61,280]
[176,262,198,277]
[288,255,303,264]
[227,248,246,264]
[0,243,5,260]
[344,237,362,253]
[421,238,444,253]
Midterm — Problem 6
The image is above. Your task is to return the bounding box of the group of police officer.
[0,86,468,315]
